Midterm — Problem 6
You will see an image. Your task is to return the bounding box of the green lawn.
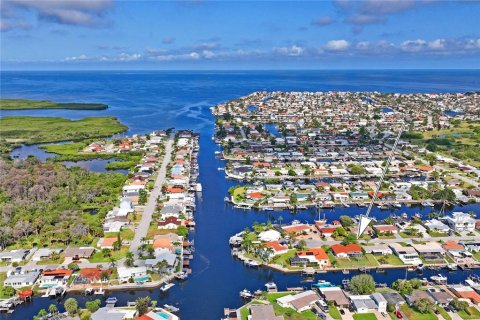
[0,272,11,299]
[377,254,404,266]
[0,99,108,110]
[353,313,377,320]
[240,306,249,320]
[271,249,297,267]
[40,141,88,155]
[333,254,379,268]
[36,254,65,265]
[437,307,452,320]
[0,116,127,146]
[88,246,129,263]
[328,305,342,320]
[104,228,135,241]
[472,251,480,262]
[458,306,480,320]
[400,304,438,320]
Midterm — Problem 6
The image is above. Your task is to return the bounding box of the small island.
[0,99,108,110]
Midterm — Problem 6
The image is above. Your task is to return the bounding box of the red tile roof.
[331,244,362,255]
[298,247,329,261]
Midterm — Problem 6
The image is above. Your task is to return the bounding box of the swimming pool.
[156,312,170,319]
[135,276,151,282]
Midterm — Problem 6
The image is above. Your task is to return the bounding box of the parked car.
[339,309,345,315]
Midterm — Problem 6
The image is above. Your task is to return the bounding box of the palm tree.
[125,252,135,267]
[48,304,58,315]
[241,238,253,254]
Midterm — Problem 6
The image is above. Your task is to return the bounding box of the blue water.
[1,70,479,320]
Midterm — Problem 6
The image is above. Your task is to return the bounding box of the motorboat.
[245,260,260,268]
[430,274,447,284]
[240,289,253,299]
[105,297,118,305]
[265,282,277,292]
[160,283,175,292]
[164,304,179,312]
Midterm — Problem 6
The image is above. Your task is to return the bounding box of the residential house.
[158,217,182,229]
[64,247,95,261]
[389,243,422,265]
[0,249,29,263]
[363,244,392,256]
[405,290,434,306]
[4,270,40,288]
[424,219,450,233]
[277,290,319,312]
[293,248,331,268]
[318,287,350,307]
[264,241,289,257]
[330,244,363,258]
[426,287,454,306]
[117,266,148,283]
[443,212,475,232]
[448,285,480,304]
[248,304,284,320]
[373,225,398,235]
[39,269,72,287]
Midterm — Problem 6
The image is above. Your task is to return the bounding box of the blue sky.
[1,0,480,70]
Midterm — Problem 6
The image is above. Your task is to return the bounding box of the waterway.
[1,70,480,319]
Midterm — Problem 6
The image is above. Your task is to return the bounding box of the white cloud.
[325,40,350,51]
[274,45,305,56]
[428,39,446,50]
[400,39,427,52]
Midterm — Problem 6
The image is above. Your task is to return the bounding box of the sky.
[1,0,480,70]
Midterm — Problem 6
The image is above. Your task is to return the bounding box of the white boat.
[264,207,274,211]
[245,260,260,267]
[175,272,188,280]
[160,283,175,292]
[430,274,447,284]
[265,282,277,291]
[105,297,118,305]
[393,202,402,208]
[217,167,225,171]
[240,289,253,299]
[164,304,179,312]
[195,183,202,192]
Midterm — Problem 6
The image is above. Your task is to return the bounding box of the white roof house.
[4,271,40,288]
[443,212,475,232]
[117,266,147,283]
[258,230,281,242]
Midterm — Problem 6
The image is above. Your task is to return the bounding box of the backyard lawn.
[271,250,297,266]
[332,253,379,268]
[458,306,480,320]
[264,292,319,320]
[353,313,377,320]
[328,305,342,320]
[376,254,404,266]
[400,304,438,320]
[88,246,129,263]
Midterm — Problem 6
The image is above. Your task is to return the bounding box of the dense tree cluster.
[0,158,126,248]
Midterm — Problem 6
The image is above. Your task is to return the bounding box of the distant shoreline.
[0,99,108,110]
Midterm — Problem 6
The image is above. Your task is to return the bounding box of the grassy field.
[88,246,129,263]
[0,99,107,110]
[271,249,297,266]
[399,304,438,320]
[0,116,127,147]
[328,305,342,320]
[408,120,480,166]
[376,254,404,266]
[353,313,377,320]
[458,306,480,320]
[0,272,10,299]
[332,253,379,268]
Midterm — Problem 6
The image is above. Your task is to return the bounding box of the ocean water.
[0,70,479,320]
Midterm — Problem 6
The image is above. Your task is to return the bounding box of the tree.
[450,298,469,311]
[340,215,354,227]
[176,225,188,238]
[1,286,15,297]
[413,297,435,314]
[136,296,151,315]
[48,304,58,315]
[67,262,79,271]
[125,251,135,267]
[85,299,101,313]
[138,189,148,205]
[349,274,375,295]
[296,240,307,250]
[392,279,414,295]
[64,297,78,315]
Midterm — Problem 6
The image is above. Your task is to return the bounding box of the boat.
[93,287,105,295]
[105,297,118,305]
[195,183,202,192]
[245,260,260,268]
[84,288,94,295]
[430,274,447,284]
[447,263,458,271]
[264,207,274,211]
[240,289,253,299]
[401,212,408,219]
[342,269,350,274]
[393,202,401,208]
[265,282,277,292]
[160,283,175,292]
[218,167,225,171]
[175,272,188,280]
[254,289,263,296]
[164,304,179,312]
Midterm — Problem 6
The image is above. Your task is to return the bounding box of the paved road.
[130,133,175,258]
